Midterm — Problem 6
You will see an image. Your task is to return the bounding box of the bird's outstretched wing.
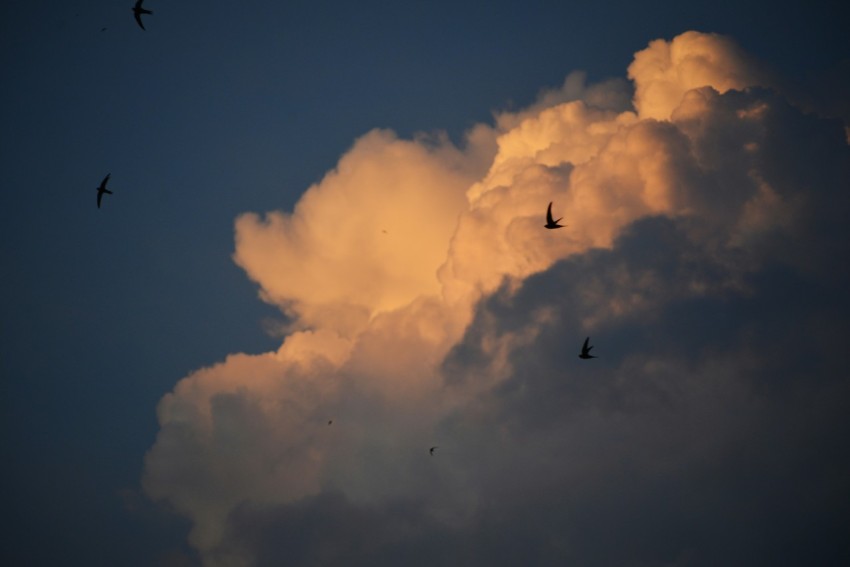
[547,201,555,224]
[97,191,103,208]
[582,337,590,352]
[100,173,111,189]
[134,12,146,30]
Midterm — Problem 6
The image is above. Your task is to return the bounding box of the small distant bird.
[429,446,438,456]
[96,173,113,208]
[327,420,333,426]
[132,0,152,30]
[545,202,565,229]
[100,27,107,32]
[579,337,597,359]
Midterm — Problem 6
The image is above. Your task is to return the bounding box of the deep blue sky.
[1,0,847,564]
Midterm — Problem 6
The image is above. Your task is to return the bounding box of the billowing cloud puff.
[628,30,770,120]
[232,128,489,336]
[143,31,850,566]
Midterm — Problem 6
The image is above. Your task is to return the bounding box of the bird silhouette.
[429,446,438,456]
[132,0,152,30]
[327,420,333,426]
[96,173,113,209]
[545,202,565,229]
[579,337,597,359]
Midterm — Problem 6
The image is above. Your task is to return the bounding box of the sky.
[1,1,849,566]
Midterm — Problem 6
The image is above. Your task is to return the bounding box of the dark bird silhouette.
[327,420,333,426]
[101,27,107,32]
[132,0,152,30]
[429,446,438,456]
[96,173,113,209]
[579,337,597,359]
[545,201,565,229]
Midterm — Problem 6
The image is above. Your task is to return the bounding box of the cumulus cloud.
[143,31,850,566]
[628,30,772,120]
[232,128,489,336]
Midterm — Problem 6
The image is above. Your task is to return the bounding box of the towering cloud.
[628,30,771,120]
[143,32,850,566]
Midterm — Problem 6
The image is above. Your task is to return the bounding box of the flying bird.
[579,337,597,359]
[132,0,152,30]
[96,173,113,209]
[429,446,438,456]
[327,420,333,426]
[544,201,565,229]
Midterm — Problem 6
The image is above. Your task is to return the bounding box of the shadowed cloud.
[143,31,850,566]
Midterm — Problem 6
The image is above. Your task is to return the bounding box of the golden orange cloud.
[143,31,812,564]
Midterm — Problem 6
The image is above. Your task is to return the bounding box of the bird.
[578,337,597,359]
[544,201,565,229]
[132,0,152,30]
[96,173,113,209]
[429,446,438,456]
[327,420,333,426]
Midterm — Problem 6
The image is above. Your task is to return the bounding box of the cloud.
[232,128,491,336]
[143,31,850,566]
[434,215,850,567]
[628,31,771,120]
